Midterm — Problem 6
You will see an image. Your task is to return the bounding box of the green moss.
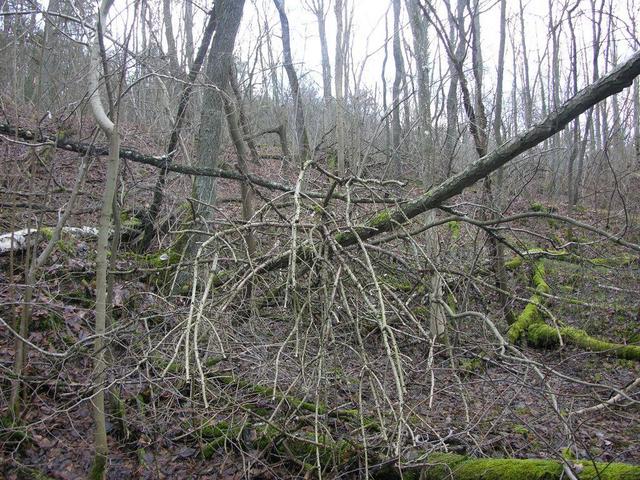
[532,261,550,294]
[505,256,523,270]
[37,312,63,331]
[369,210,392,228]
[527,324,640,361]
[39,226,54,240]
[459,358,484,378]
[88,453,107,480]
[412,306,430,318]
[447,220,461,240]
[530,202,547,213]
[512,424,529,436]
[214,375,377,427]
[144,249,181,268]
[120,211,143,229]
[420,453,640,480]
[508,295,543,343]
[0,414,29,444]
[590,256,637,267]
[380,274,414,292]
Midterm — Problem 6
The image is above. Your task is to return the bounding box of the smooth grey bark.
[518,0,533,128]
[382,11,391,168]
[335,0,345,174]
[391,0,405,177]
[184,0,194,69]
[308,0,332,104]
[442,0,464,178]
[223,86,256,264]
[142,7,217,250]
[547,0,562,198]
[193,0,245,225]
[163,0,180,75]
[491,0,508,309]
[272,0,310,163]
[87,0,118,476]
[567,4,579,208]
[229,64,260,163]
[405,0,432,148]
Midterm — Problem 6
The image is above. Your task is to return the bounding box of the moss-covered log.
[527,324,640,361]
[376,452,640,480]
[507,258,640,361]
[507,260,549,343]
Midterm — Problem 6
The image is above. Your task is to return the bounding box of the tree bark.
[391,0,405,177]
[142,7,217,250]
[334,0,345,175]
[272,0,310,164]
[192,0,245,226]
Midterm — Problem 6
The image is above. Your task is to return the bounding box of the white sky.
[101,0,639,103]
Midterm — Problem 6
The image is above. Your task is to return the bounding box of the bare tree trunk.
[87,1,118,477]
[273,0,310,164]
[192,0,245,228]
[223,83,256,273]
[335,0,345,174]
[142,8,217,250]
[381,11,391,169]
[391,0,405,177]
[442,0,464,178]
[547,0,562,198]
[309,0,332,106]
[635,78,640,166]
[163,0,180,75]
[567,4,579,208]
[229,64,260,163]
[492,0,509,310]
[184,0,194,69]
[405,0,432,156]
[518,0,533,128]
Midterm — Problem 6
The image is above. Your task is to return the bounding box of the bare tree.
[192,0,245,232]
[307,0,332,105]
[335,0,345,174]
[272,0,311,163]
[391,0,405,177]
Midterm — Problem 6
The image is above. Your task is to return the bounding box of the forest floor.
[1,114,639,479]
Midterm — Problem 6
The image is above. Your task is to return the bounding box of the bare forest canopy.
[1,0,640,479]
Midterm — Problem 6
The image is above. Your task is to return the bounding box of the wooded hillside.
[1,0,639,479]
